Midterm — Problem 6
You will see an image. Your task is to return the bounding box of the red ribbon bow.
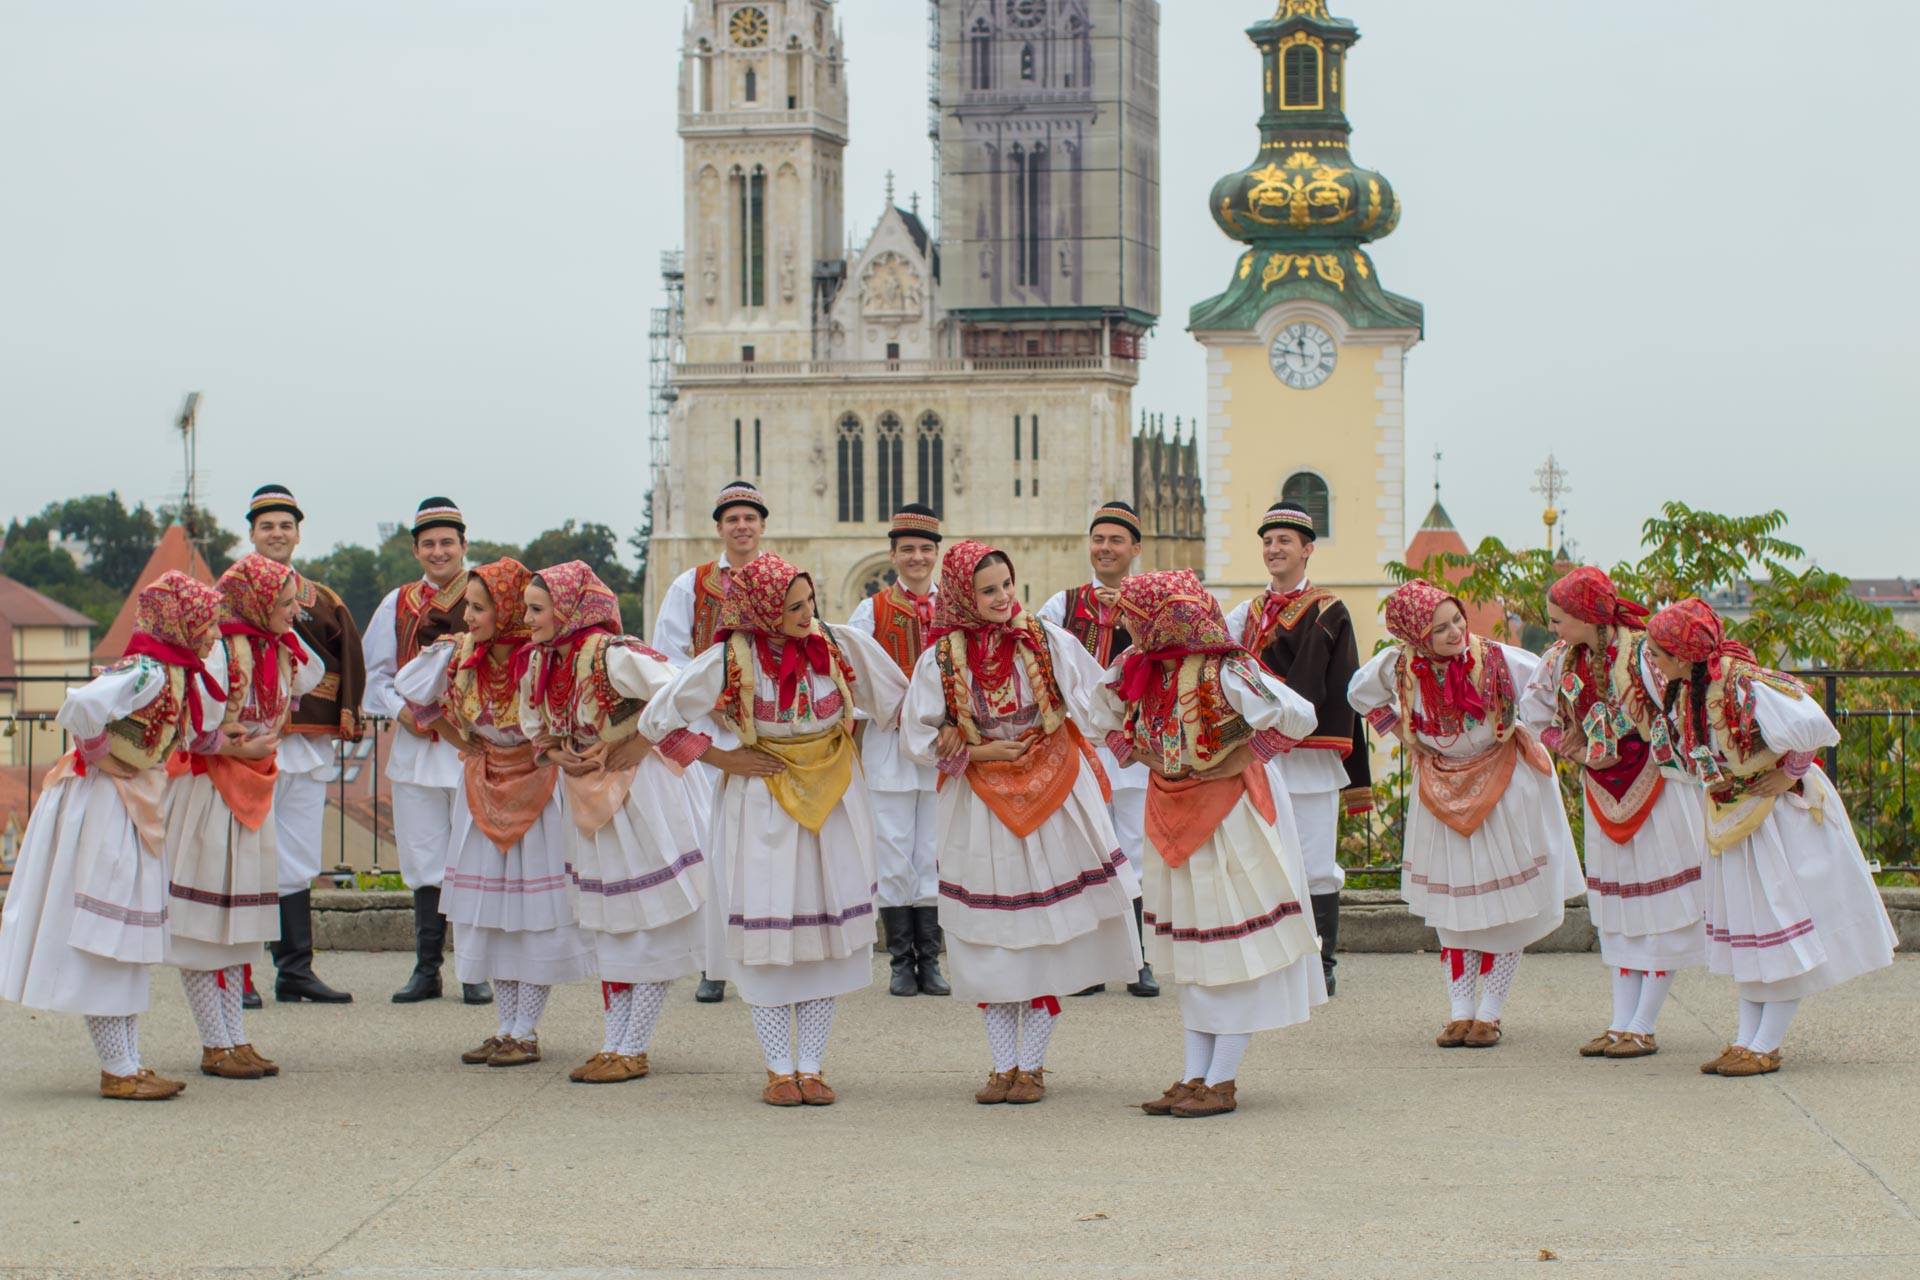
[217,620,309,715]
[123,631,227,735]
[1117,647,1203,720]
[902,587,934,632]
[756,631,832,713]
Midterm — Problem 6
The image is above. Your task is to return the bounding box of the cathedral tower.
[1189,0,1422,655]
[679,0,847,364]
[936,0,1160,356]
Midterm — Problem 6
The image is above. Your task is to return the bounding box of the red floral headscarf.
[927,539,1045,689]
[126,571,227,731]
[529,561,622,708]
[716,553,809,639]
[460,558,535,703]
[472,557,534,647]
[1113,570,1241,715]
[714,553,835,714]
[1384,579,1487,727]
[1548,566,1649,631]
[1117,570,1238,656]
[217,554,308,716]
[1648,597,1758,681]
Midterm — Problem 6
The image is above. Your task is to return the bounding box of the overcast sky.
[4,1,1916,573]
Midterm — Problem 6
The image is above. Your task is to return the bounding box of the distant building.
[0,573,94,772]
[1401,494,1507,640]
[646,0,1171,621]
[93,523,215,663]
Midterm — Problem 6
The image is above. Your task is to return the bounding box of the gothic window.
[971,19,993,90]
[736,166,766,307]
[1022,146,1046,286]
[787,41,803,109]
[694,41,713,113]
[1020,42,1036,81]
[744,66,758,102]
[734,418,743,476]
[1012,413,1022,496]
[1009,143,1026,285]
[861,567,898,600]
[754,418,762,476]
[837,414,865,523]
[876,412,905,517]
[916,412,944,514]
[1281,471,1331,540]
[1282,43,1321,109]
[1067,16,1090,88]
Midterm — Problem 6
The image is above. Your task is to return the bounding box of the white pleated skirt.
[0,775,161,1016]
[1585,777,1707,971]
[1178,952,1327,1035]
[1704,771,1897,1002]
[452,921,595,986]
[947,914,1141,1005]
[1408,756,1584,955]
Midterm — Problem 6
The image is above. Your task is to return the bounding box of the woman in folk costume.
[1644,599,1896,1078]
[516,562,708,1086]
[900,541,1141,1107]
[394,558,593,1068]
[165,553,323,1080]
[1080,572,1326,1119]
[0,573,224,1100]
[1518,567,1707,1060]
[1347,581,1583,1049]
[638,554,909,1107]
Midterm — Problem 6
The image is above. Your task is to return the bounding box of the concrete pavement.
[0,952,1915,1279]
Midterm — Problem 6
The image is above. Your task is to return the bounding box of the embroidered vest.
[543,634,660,747]
[1061,584,1132,666]
[101,659,191,772]
[870,586,928,676]
[1239,585,1336,655]
[690,562,729,657]
[395,573,471,669]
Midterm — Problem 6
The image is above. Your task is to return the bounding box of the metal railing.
[2,675,400,882]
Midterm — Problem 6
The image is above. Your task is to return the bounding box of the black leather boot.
[462,978,493,1005]
[242,962,263,1009]
[695,973,726,1003]
[1126,898,1159,997]
[911,905,951,996]
[880,907,918,996]
[391,887,445,1003]
[1311,892,1341,996]
[271,890,353,1003]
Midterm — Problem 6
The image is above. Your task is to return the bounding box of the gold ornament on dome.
[1274,0,1330,19]
[729,6,769,47]
[1261,251,1346,292]
[1360,179,1382,231]
[1245,151,1353,229]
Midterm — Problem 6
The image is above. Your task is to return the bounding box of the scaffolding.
[647,249,686,532]
[927,0,942,239]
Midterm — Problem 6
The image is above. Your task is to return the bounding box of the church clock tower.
[1189,0,1422,655]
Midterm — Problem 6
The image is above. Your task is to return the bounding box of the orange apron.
[1415,728,1551,838]
[168,750,278,831]
[955,721,1110,839]
[1144,764,1278,869]
[465,740,559,853]
[50,751,169,856]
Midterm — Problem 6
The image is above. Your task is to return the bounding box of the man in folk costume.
[243,484,359,1006]
[1037,499,1157,998]
[649,479,769,1004]
[1518,567,1707,1059]
[1347,581,1584,1049]
[1222,500,1371,995]
[846,503,950,997]
[0,572,225,1099]
[1083,572,1327,1118]
[363,498,490,1005]
[1644,599,1896,1078]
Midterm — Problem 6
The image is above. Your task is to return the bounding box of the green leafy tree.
[520,521,633,592]
[294,543,387,625]
[43,493,161,592]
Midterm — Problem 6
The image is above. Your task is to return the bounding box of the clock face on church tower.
[1268,321,1337,390]
[730,6,769,47]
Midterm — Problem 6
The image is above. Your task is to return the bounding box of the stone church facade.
[646,0,1196,624]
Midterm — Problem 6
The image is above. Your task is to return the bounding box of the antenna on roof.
[175,392,206,555]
